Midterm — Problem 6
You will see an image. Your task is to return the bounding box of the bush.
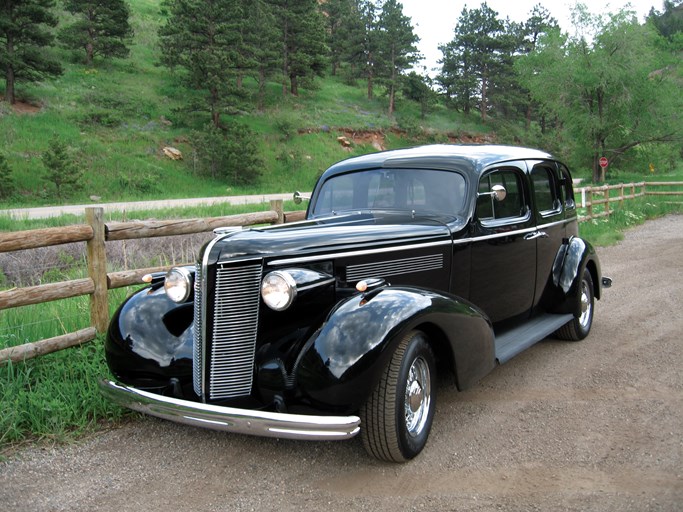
[41,137,84,200]
[0,152,16,200]
[191,122,263,186]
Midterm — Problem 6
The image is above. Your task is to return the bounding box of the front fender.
[105,284,194,390]
[295,286,495,413]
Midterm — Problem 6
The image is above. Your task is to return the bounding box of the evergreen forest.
[0,0,681,206]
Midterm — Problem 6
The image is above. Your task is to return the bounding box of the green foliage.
[59,0,134,66]
[375,0,420,115]
[0,152,16,199]
[516,6,683,182]
[191,122,263,186]
[159,0,248,126]
[41,137,84,199]
[0,0,63,104]
[272,0,329,96]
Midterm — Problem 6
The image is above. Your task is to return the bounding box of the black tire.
[360,330,436,462]
[555,268,594,341]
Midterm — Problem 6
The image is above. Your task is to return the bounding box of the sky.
[400,0,661,75]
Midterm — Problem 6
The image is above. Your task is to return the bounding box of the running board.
[494,313,574,364]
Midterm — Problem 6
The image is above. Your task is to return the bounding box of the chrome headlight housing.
[164,267,193,303]
[261,271,297,311]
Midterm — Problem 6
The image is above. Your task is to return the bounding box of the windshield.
[311,168,467,217]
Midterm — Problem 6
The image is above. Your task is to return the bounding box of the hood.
[205,211,464,265]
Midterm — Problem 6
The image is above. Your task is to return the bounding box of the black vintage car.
[102,144,611,462]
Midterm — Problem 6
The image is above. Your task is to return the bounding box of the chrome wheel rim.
[579,279,593,329]
[404,356,431,437]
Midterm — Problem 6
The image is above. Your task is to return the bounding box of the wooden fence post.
[86,207,109,333]
[587,188,593,219]
[604,186,610,219]
[620,184,625,208]
[270,199,284,224]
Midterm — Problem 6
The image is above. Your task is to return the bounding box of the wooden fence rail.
[0,182,681,364]
[576,181,683,222]
[0,200,302,365]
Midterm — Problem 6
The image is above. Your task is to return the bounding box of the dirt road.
[1,216,682,511]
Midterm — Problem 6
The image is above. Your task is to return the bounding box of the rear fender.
[551,236,602,315]
[295,286,495,412]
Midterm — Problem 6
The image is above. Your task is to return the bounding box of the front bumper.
[100,380,361,441]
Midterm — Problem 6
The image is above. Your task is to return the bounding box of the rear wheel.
[360,330,436,462]
[555,268,594,341]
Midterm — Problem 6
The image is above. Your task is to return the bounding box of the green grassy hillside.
[0,0,492,208]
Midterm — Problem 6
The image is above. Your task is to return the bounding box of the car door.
[469,164,537,324]
[529,162,566,309]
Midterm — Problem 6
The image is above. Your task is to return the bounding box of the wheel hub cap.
[404,356,431,437]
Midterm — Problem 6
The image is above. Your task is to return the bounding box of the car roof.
[320,144,557,179]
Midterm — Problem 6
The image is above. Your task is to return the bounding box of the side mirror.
[491,184,507,202]
[293,191,310,205]
[477,184,507,202]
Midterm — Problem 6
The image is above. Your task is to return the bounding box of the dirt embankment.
[1,215,681,512]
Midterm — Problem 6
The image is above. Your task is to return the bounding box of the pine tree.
[0,152,16,200]
[0,0,62,104]
[159,0,245,127]
[42,137,83,199]
[271,0,328,96]
[438,3,509,121]
[59,0,133,66]
[375,0,420,115]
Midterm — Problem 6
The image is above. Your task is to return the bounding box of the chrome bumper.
[100,380,361,441]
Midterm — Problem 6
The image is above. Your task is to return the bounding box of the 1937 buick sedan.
[101,144,611,462]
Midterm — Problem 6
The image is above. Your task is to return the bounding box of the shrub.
[41,137,84,200]
[0,152,16,200]
[191,122,263,186]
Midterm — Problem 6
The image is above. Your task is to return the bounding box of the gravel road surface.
[1,215,681,511]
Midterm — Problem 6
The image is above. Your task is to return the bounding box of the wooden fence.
[1,181,682,364]
[0,200,305,365]
[576,181,683,222]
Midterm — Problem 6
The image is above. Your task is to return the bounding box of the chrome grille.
[208,263,263,400]
[192,263,203,397]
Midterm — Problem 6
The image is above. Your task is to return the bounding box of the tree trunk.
[367,52,374,100]
[480,72,488,122]
[290,73,298,96]
[257,68,266,111]
[5,32,15,104]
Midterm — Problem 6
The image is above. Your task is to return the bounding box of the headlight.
[261,271,297,311]
[164,267,193,303]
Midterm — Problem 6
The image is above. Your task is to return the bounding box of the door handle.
[524,231,548,240]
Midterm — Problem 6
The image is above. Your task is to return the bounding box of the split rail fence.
[0,200,305,364]
[1,182,682,364]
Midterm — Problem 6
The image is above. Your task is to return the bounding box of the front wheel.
[360,330,436,462]
[555,268,594,341]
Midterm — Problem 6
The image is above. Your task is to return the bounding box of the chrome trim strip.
[197,235,225,401]
[100,380,361,441]
[452,226,537,245]
[536,218,571,230]
[269,239,452,266]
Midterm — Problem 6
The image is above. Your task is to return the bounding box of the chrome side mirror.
[491,184,507,202]
[293,191,311,205]
[477,184,507,202]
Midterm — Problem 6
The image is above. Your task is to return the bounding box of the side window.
[559,165,576,209]
[477,169,525,221]
[531,167,559,214]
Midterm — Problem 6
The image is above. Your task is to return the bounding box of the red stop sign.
[599,157,608,168]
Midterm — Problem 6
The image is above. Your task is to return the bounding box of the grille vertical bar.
[208,263,263,400]
[192,263,204,397]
